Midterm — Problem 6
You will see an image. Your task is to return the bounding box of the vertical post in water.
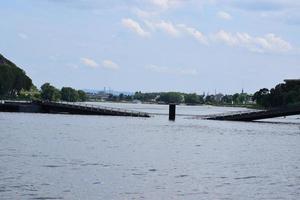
[169,104,176,121]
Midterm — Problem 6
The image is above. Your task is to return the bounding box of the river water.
[0,103,300,199]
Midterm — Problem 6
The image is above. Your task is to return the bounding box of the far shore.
[85,100,262,109]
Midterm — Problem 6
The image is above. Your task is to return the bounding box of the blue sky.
[1,0,300,94]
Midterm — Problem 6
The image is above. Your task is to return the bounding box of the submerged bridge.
[0,100,150,118]
[201,104,300,121]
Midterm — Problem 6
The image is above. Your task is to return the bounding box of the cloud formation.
[153,20,180,37]
[122,17,293,54]
[213,30,292,53]
[122,18,150,37]
[80,57,99,68]
[102,60,120,70]
[177,24,208,45]
[80,58,120,70]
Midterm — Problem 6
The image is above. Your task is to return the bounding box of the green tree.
[205,95,216,104]
[0,54,33,97]
[253,80,300,108]
[157,92,183,104]
[78,90,87,102]
[61,87,79,102]
[119,93,124,101]
[232,93,240,104]
[41,83,61,101]
[221,95,233,104]
[184,93,201,104]
[19,85,40,100]
[253,88,270,107]
[133,92,159,102]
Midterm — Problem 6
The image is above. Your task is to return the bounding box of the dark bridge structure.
[202,104,300,121]
[0,100,150,118]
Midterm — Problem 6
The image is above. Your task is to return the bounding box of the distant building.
[86,91,110,101]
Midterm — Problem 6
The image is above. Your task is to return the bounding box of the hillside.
[0,54,33,97]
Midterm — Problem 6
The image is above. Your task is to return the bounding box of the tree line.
[0,54,33,97]
[253,80,300,108]
[106,91,253,105]
[20,83,87,102]
[0,54,87,102]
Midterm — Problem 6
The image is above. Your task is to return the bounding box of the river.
[0,103,300,199]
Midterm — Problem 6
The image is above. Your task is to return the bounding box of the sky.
[0,0,300,94]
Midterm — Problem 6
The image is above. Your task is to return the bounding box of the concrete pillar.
[169,104,176,121]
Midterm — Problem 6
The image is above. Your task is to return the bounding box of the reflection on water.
[0,103,300,199]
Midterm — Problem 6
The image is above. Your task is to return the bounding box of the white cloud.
[102,60,120,70]
[257,33,292,52]
[177,24,208,45]
[80,57,99,68]
[149,0,182,10]
[217,11,232,20]
[121,16,293,54]
[144,20,180,37]
[122,18,150,37]
[213,30,292,53]
[155,20,180,37]
[214,30,238,46]
[145,64,198,76]
[18,33,28,40]
[80,58,120,70]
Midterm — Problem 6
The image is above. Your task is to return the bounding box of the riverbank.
[87,100,262,110]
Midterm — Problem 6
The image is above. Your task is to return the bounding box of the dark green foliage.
[40,84,87,102]
[119,93,124,101]
[184,93,203,104]
[78,90,87,102]
[18,85,40,100]
[133,91,186,104]
[0,54,33,97]
[232,93,248,104]
[132,91,254,105]
[107,93,132,101]
[184,93,198,104]
[157,92,184,104]
[41,83,61,101]
[61,87,87,102]
[205,95,216,104]
[253,81,300,108]
[108,94,118,101]
[253,88,270,107]
[133,91,160,102]
[221,95,233,104]
[61,87,79,102]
